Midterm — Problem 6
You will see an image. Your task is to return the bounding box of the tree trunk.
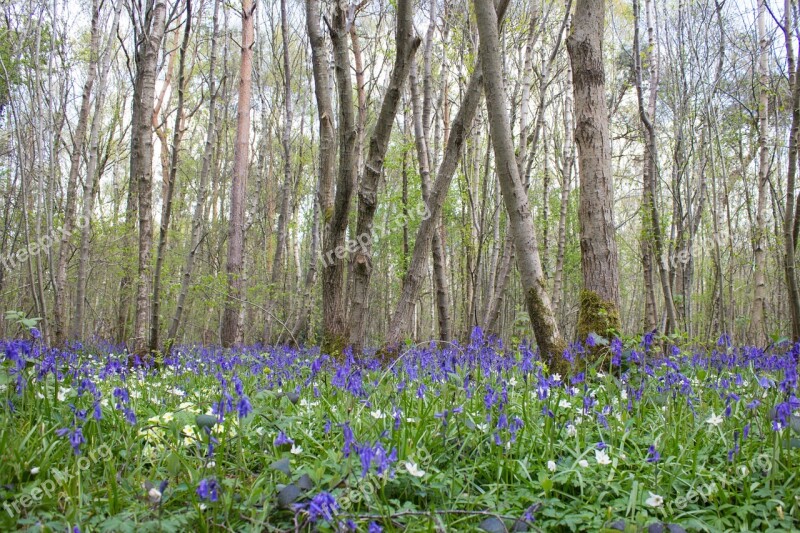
[318,1,357,353]
[474,0,566,370]
[633,0,676,335]
[73,0,123,340]
[783,0,800,341]
[348,0,420,352]
[385,0,511,347]
[151,0,192,353]
[749,0,769,345]
[53,0,100,344]
[221,0,255,347]
[131,0,167,353]
[568,0,621,344]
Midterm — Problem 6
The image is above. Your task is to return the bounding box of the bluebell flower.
[296,491,338,522]
[196,478,219,502]
[236,396,252,419]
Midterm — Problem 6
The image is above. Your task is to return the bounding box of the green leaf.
[165,452,182,476]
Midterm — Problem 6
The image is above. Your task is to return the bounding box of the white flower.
[57,388,72,402]
[161,412,174,423]
[179,401,194,411]
[404,461,426,477]
[169,388,185,396]
[206,461,216,468]
[706,412,724,426]
[130,390,142,399]
[291,444,303,455]
[620,390,628,401]
[569,387,579,396]
[405,417,418,423]
[199,503,207,511]
[508,377,518,387]
[578,459,589,468]
[148,487,162,504]
[547,460,557,472]
[552,373,562,383]
[645,492,663,507]
[566,424,577,437]
[370,410,385,420]
[36,392,44,399]
[30,467,40,475]
[558,399,571,409]
[595,449,611,465]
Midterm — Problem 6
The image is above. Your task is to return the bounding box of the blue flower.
[296,491,338,522]
[368,521,383,533]
[646,445,660,463]
[236,396,252,419]
[196,478,219,502]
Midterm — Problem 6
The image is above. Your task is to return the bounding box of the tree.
[474,0,567,370]
[131,0,167,353]
[53,0,100,344]
[348,0,420,352]
[567,0,622,344]
[221,0,255,347]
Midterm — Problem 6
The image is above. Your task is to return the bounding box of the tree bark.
[131,0,167,353]
[474,0,566,370]
[151,0,192,353]
[221,0,255,347]
[749,0,769,345]
[347,0,420,352]
[783,0,800,341]
[568,0,621,343]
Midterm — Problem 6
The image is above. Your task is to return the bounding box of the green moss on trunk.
[576,289,620,367]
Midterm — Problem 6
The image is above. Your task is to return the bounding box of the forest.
[1,0,799,531]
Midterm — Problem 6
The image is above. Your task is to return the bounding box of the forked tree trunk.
[348,0,420,352]
[221,0,255,347]
[474,0,566,371]
[320,1,358,353]
[131,0,167,353]
[568,0,622,344]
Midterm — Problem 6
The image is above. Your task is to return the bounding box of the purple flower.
[296,491,338,522]
[30,328,41,339]
[196,478,219,502]
[56,426,85,455]
[647,445,660,463]
[368,522,383,533]
[236,396,252,419]
[274,431,294,447]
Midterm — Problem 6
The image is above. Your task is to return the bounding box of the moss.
[576,289,621,368]
[525,287,570,376]
[321,333,348,362]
